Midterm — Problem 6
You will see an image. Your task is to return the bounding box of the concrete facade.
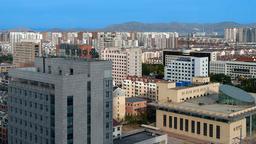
[8,57,113,144]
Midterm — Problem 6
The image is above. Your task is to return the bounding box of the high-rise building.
[9,32,42,53]
[13,41,41,67]
[8,57,113,144]
[100,48,142,85]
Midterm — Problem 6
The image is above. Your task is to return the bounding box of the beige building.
[113,87,126,121]
[13,41,41,67]
[156,79,219,103]
[0,63,13,73]
[122,76,164,100]
[151,79,256,144]
[100,48,142,85]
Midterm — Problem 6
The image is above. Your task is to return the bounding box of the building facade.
[122,76,163,100]
[125,97,147,116]
[100,48,142,85]
[13,42,41,67]
[8,57,113,144]
[151,82,256,144]
[210,61,256,79]
[113,87,126,122]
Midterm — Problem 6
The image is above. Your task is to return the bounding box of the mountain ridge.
[1,21,256,33]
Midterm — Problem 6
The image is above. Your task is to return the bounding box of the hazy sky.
[0,0,255,29]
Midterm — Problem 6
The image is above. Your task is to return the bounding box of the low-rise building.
[126,97,147,116]
[113,129,167,144]
[113,119,122,139]
[156,78,219,103]
[113,87,126,121]
[150,83,256,144]
[210,60,256,79]
[0,63,13,73]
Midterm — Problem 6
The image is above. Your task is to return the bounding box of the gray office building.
[8,57,113,144]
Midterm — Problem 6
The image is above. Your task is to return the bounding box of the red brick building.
[125,97,147,116]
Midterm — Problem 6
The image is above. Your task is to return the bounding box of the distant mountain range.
[1,21,256,34]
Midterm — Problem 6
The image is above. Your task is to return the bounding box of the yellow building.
[13,41,41,68]
[151,81,256,144]
[113,87,126,122]
[156,80,219,103]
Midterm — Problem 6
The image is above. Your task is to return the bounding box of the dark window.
[70,68,74,75]
[163,115,167,127]
[174,117,177,129]
[197,122,200,134]
[209,124,213,137]
[180,118,183,130]
[185,119,189,132]
[216,126,220,139]
[169,116,172,128]
[191,121,195,133]
[203,123,207,136]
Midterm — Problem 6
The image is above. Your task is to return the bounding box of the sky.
[0,0,255,29]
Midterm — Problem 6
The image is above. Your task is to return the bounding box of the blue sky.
[0,0,255,29]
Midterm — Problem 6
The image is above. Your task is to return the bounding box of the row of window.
[163,115,220,139]
[9,87,51,101]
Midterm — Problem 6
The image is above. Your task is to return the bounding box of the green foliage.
[239,78,256,93]
[89,48,99,58]
[0,54,13,63]
[209,74,232,84]
[125,112,148,125]
[142,64,164,79]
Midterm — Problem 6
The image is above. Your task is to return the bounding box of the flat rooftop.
[126,97,146,103]
[151,95,256,121]
[113,130,163,144]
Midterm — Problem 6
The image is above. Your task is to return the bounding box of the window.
[209,124,213,137]
[197,122,200,134]
[185,119,189,132]
[180,118,183,131]
[163,115,166,127]
[216,126,220,139]
[169,116,172,128]
[203,123,207,136]
[191,121,195,133]
[174,117,177,129]
[70,68,74,75]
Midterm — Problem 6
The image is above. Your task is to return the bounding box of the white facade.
[112,124,122,139]
[164,56,208,81]
[100,48,142,85]
[141,51,162,64]
[9,32,42,53]
[122,76,160,100]
[210,61,256,79]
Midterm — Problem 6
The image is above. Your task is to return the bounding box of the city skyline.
[1,0,255,29]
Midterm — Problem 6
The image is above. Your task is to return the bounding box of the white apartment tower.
[101,48,142,85]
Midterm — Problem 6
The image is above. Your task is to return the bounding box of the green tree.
[239,78,256,93]
[142,64,164,79]
[209,74,232,84]
[0,54,13,63]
